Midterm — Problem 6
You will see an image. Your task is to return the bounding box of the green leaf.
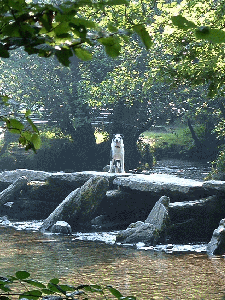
[69,18,96,29]
[108,23,118,33]
[25,109,32,117]
[24,280,46,289]
[2,24,21,37]
[47,278,62,292]
[20,290,42,300]
[0,285,11,292]
[49,278,59,285]
[99,36,121,57]
[54,22,70,35]
[120,297,136,300]
[55,13,75,23]
[47,283,66,294]
[39,13,53,32]
[19,136,27,146]
[26,117,39,133]
[171,15,197,30]
[41,288,54,295]
[73,47,92,60]
[22,131,32,142]
[47,284,60,293]
[7,119,24,131]
[78,284,103,293]
[58,284,76,292]
[8,0,26,10]
[31,133,41,150]
[106,286,123,298]
[105,0,128,4]
[55,48,73,66]
[25,110,32,117]
[0,43,9,58]
[195,27,225,43]
[133,25,152,50]
[16,271,30,280]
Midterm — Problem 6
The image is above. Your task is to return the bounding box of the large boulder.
[207,219,225,256]
[116,196,170,245]
[167,195,225,243]
[39,176,109,232]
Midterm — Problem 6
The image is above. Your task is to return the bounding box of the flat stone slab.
[202,180,225,191]
[113,173,204,194]
[0,169,129,183]
[1,170,225,196]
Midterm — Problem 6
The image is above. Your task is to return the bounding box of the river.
[1,160,225,299]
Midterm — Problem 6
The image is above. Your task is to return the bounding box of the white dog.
[109,134,125,173]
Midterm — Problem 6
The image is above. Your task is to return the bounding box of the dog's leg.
[109,149,113,173]
[115,160,120,173]
[109,160,113,173]
[109,156,115,173]
[121,154,125,173]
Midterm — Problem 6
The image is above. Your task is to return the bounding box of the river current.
[1,160,225,299]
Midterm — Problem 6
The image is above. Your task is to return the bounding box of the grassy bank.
[141,125,194,160]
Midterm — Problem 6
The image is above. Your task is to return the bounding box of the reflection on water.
[1,226,225,300]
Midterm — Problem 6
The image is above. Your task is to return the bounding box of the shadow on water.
[1,226,225,299]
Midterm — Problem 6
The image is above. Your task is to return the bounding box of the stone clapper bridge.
[0,169,225,255]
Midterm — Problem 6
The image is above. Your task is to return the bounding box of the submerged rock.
[39,176,109,232]
[207,219,225,256]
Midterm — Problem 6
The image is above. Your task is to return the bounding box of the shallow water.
[149,159,211,180]
[0,160,223,299]
[0,226,225,300]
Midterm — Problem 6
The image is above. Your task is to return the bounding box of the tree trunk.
[187,118,202,147]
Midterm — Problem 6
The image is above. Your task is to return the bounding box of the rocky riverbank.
[0,169,225,255]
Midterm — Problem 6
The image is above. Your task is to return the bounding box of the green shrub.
[206,148,225,180]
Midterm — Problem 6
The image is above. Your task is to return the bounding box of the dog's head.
[112,134,124,147]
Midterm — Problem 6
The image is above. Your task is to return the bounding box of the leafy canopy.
[0,0,153,64]
[1,0,225,151]
[0,0,154,151]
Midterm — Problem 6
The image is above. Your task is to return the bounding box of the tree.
[0,0,153,153]
[142,0,225,160]
[2,0,225,169]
